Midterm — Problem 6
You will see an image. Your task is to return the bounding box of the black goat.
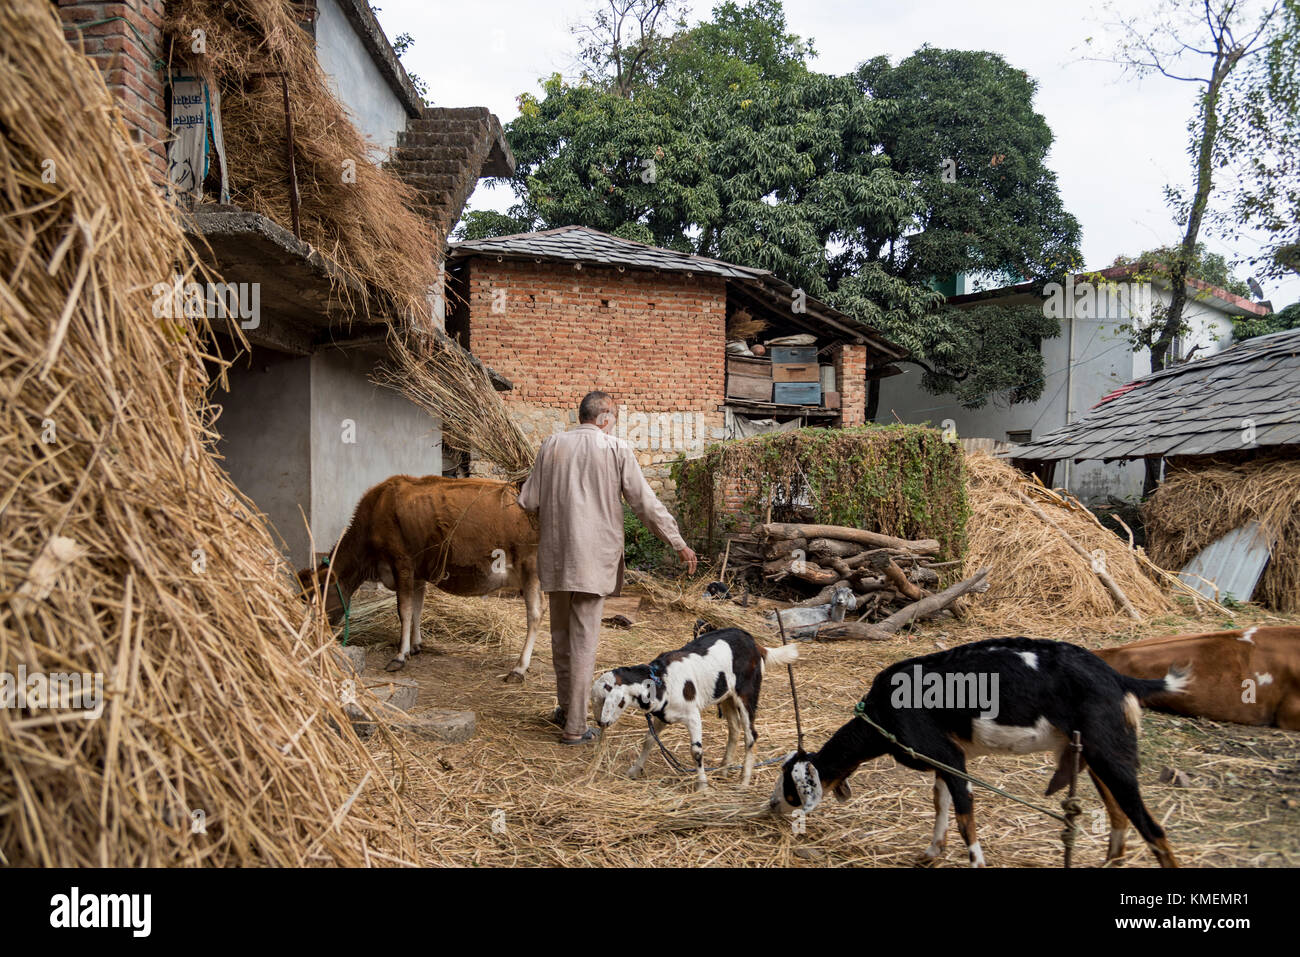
[769,637,1185,868]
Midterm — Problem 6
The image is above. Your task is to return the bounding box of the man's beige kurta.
[517,424,687,596]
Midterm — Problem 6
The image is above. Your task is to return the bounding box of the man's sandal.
[559,727,599,745]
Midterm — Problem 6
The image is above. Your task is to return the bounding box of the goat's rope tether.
[851,702,1084,866]
[774,608,805,753]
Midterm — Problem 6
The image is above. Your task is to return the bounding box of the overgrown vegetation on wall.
[623,505,668,571]
[671,425,969,560]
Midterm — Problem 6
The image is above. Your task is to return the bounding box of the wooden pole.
[1013,491,1140,619]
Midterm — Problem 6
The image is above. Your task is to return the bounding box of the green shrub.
[670,424,969,561]
[623,504,668,570]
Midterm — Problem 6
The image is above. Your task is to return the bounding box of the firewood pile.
[725,522,990,640]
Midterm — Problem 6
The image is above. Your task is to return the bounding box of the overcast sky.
[373,0,1297,308]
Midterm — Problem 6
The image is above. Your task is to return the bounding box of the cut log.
[763,537,808,559]
[806,538,864,559]
[756,522,941,555]
[814,620,893,641]
[868,552,926,601]
[816,568,991,641]
[1013,491,1140,620]
[762,557,840,586]
[876,567,991,633]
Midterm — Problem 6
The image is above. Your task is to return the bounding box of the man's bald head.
[578,391,615,425]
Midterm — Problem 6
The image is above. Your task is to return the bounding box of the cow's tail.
[760,643,799,673]
[1119,665,1191,728]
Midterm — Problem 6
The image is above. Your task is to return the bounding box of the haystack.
[1145,454,1300,612]
[165,0,440,323]
[374,330,537,481]
[0,1,415,866]
[963,453,1174,628]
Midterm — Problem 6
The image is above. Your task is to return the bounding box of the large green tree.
[464,1,1082,412]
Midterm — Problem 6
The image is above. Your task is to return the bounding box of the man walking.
[518,391,697,744]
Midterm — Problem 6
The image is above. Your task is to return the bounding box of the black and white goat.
[769,637,1186,868]
[592,628,799,791]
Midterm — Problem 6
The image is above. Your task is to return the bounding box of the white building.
[877,266,1269,502]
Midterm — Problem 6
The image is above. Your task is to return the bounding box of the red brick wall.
[465,258,726,411]
[59,1,168,184]
[833,343,867,426]
[462,258,728,496]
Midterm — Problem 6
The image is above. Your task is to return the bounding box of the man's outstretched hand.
[677,546,698,576]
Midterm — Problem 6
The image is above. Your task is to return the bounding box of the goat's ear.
[833,780,852,803]
[793,762,821,810]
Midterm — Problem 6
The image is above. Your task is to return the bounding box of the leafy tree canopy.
[1234,300,1300,340]
[463,1,1082,410]
[1110,243,1251,298]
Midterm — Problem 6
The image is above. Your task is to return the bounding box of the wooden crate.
[769,345,818,364]
[772,381,822,405]
[726,355,772,402]
[772,363,819,383]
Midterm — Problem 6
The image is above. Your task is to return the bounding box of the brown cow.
[298,475,544,678]
[1095,626,1300,730]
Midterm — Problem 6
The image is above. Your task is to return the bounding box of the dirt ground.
[347,585,1300,867]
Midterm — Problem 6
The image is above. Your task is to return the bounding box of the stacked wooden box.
[724,355,773,402]
[725,345,833,407]
[769,345,820,405]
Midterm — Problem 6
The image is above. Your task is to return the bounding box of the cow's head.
[591,669,654,729]
[297,563,347,625]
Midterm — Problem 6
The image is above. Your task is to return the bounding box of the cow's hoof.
[626,767,642,780]
[384,657,407,672]
[501,669,526,684]
[695,780,709,793]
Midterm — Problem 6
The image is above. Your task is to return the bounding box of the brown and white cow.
[1095,626,1300,730]
[298,474,544,678]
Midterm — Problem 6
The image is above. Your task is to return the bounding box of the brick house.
[57,0,513,565]
[446,227,905,497]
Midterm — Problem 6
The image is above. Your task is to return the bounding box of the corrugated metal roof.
[1007,327,1300,462]
[1177,521,1275,603]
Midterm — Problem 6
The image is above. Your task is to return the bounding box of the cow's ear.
[833,780,852,803]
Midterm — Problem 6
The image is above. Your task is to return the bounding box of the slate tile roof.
[448,226,907,358]
[1007,327,1300,462]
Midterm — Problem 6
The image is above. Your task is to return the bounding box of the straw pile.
[374,330,537,481]
[0,0,416,866]
[165,0,440,323]
[1145,455,1300,611]
[963,453,1174,628]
